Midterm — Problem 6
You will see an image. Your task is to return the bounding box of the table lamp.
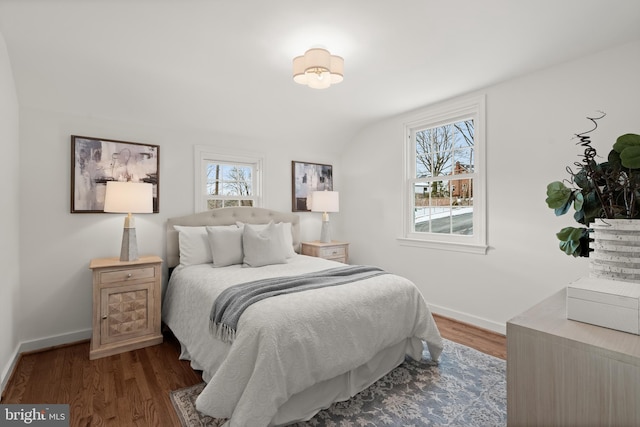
[311,190,339,243]
[103,181,153,261]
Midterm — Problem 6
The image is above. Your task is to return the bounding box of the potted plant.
[545,116,640,257]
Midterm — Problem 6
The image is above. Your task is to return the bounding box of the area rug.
[169,339,506,426]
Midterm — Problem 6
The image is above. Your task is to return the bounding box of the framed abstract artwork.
[291,160,333,212]
[71,135,160,213]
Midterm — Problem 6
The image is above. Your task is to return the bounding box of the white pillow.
[174,226,211,266]
[236,221,296,258]
[206,225,244,267]
[242,222,287,267]
[279,222,297,258]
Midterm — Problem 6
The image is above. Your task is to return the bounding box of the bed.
[162,207,443,427]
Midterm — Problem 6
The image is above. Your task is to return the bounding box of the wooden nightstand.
[89,255,163,360]
[301,241,349,263]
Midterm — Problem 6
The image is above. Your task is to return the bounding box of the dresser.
[89,256,163,360]
[507,288,640,426]
[301,241,349,263]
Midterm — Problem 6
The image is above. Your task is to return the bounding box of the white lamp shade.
[292,55,306,84]
[292,48,344,89]
[330,55,344,84]
[304,48,331,70]
[103,181,153,213]
[311,191,339,213]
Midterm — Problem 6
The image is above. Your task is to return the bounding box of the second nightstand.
[301,241,349,263]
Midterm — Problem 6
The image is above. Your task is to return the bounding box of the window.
[194,146,263,212]
[400,95,487,254]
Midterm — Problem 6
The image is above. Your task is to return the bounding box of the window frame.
[194,146,264,212]
[399,94,487,254]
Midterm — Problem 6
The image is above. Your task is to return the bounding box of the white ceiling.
[0,0,639,150]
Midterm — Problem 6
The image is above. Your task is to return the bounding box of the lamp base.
[320,220,331,243]
[120,227,139,262]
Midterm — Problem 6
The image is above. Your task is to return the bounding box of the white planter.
[590,218,640,283]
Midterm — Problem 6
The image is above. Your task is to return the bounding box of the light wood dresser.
[89,256,163,360]
[507,288,640,426]
[301,241,349,263]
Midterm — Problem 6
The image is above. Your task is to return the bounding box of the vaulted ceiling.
[0,0,638,151]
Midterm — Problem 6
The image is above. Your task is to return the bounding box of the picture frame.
[291,160,333,212]
[71,135,160,213]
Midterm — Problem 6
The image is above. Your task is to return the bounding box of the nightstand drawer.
[320,247,346,258]
[99,266,155,284]
[301,241,349,264]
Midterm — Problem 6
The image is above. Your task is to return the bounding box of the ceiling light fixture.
[293,48,344,89]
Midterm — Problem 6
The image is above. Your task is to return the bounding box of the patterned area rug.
[169,339,506,426]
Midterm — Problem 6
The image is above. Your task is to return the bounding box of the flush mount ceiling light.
[293,48,344,89]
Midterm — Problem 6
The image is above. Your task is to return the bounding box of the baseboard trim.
[428,303,506,335]
[0,345,20,402]
[0,328,92,401]
[17,328,92,354]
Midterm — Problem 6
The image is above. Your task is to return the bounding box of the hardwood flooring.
[433,313,506,359]
[1,316,505,426]
[2,333,202,426]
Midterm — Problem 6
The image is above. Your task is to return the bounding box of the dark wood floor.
[2,333,202,426]
[1,316,505,426]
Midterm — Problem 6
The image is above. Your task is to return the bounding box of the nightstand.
[89,255,163,360]
[301,241,349,263]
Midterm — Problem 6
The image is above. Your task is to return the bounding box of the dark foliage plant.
[545,114,640,257]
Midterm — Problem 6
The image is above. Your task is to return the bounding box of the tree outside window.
[194,147,263,212]
[413,119,474,235]
[401,94,486,254]
[205,162,255,209]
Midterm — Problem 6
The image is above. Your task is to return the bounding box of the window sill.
[397,237,488,254]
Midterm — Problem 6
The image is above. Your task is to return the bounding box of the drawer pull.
[102,315,108,320]
[127,273,132,278]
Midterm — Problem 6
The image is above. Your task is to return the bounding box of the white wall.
[0,30,20,397]
[342,40,640,333]
[16,108,344,347]
[9,36,640,354]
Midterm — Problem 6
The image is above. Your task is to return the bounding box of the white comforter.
[162,255,443,427]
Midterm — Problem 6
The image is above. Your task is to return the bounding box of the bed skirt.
[259,337,422,426]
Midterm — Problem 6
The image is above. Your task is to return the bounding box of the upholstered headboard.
[166,207,301,268]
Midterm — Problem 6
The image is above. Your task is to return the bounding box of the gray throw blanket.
[210,265,387,343]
